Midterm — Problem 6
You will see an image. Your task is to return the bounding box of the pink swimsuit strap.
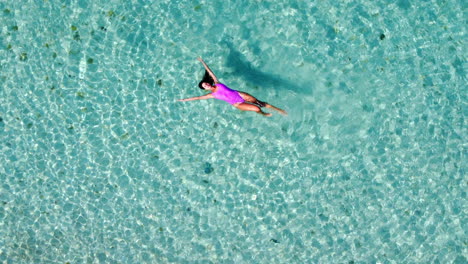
[212,83,245,105]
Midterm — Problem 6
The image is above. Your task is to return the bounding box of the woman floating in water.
[178,58,287,116]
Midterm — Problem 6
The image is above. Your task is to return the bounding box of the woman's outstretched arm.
[178,93,214,102]
[197,57,219,83]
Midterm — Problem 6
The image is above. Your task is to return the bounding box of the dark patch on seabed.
[204,162,214,174]
[223,40,306,94]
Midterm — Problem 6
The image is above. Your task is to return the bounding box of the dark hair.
[198,70,215,89]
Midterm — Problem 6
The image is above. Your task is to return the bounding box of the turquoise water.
[0,0,466,263]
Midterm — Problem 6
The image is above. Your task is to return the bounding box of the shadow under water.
[223,41,306,94]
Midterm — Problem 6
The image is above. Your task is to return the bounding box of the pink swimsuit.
[212,83,245,105]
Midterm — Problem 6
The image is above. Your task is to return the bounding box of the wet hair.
[198,70,215,89]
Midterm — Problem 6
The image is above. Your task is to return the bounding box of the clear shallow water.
[0,0,466,263]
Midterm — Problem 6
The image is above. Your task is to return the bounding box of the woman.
[178,58,287,116]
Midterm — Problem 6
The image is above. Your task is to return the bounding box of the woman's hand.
[197,57,219,83]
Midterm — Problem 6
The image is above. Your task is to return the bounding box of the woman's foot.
[277,109,287,115]
[266,104,287,115]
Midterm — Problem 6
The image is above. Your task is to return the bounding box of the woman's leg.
[238,91,261,104]
[234,103,272,116]
[264,103,287,115]
[238,91,287,115]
